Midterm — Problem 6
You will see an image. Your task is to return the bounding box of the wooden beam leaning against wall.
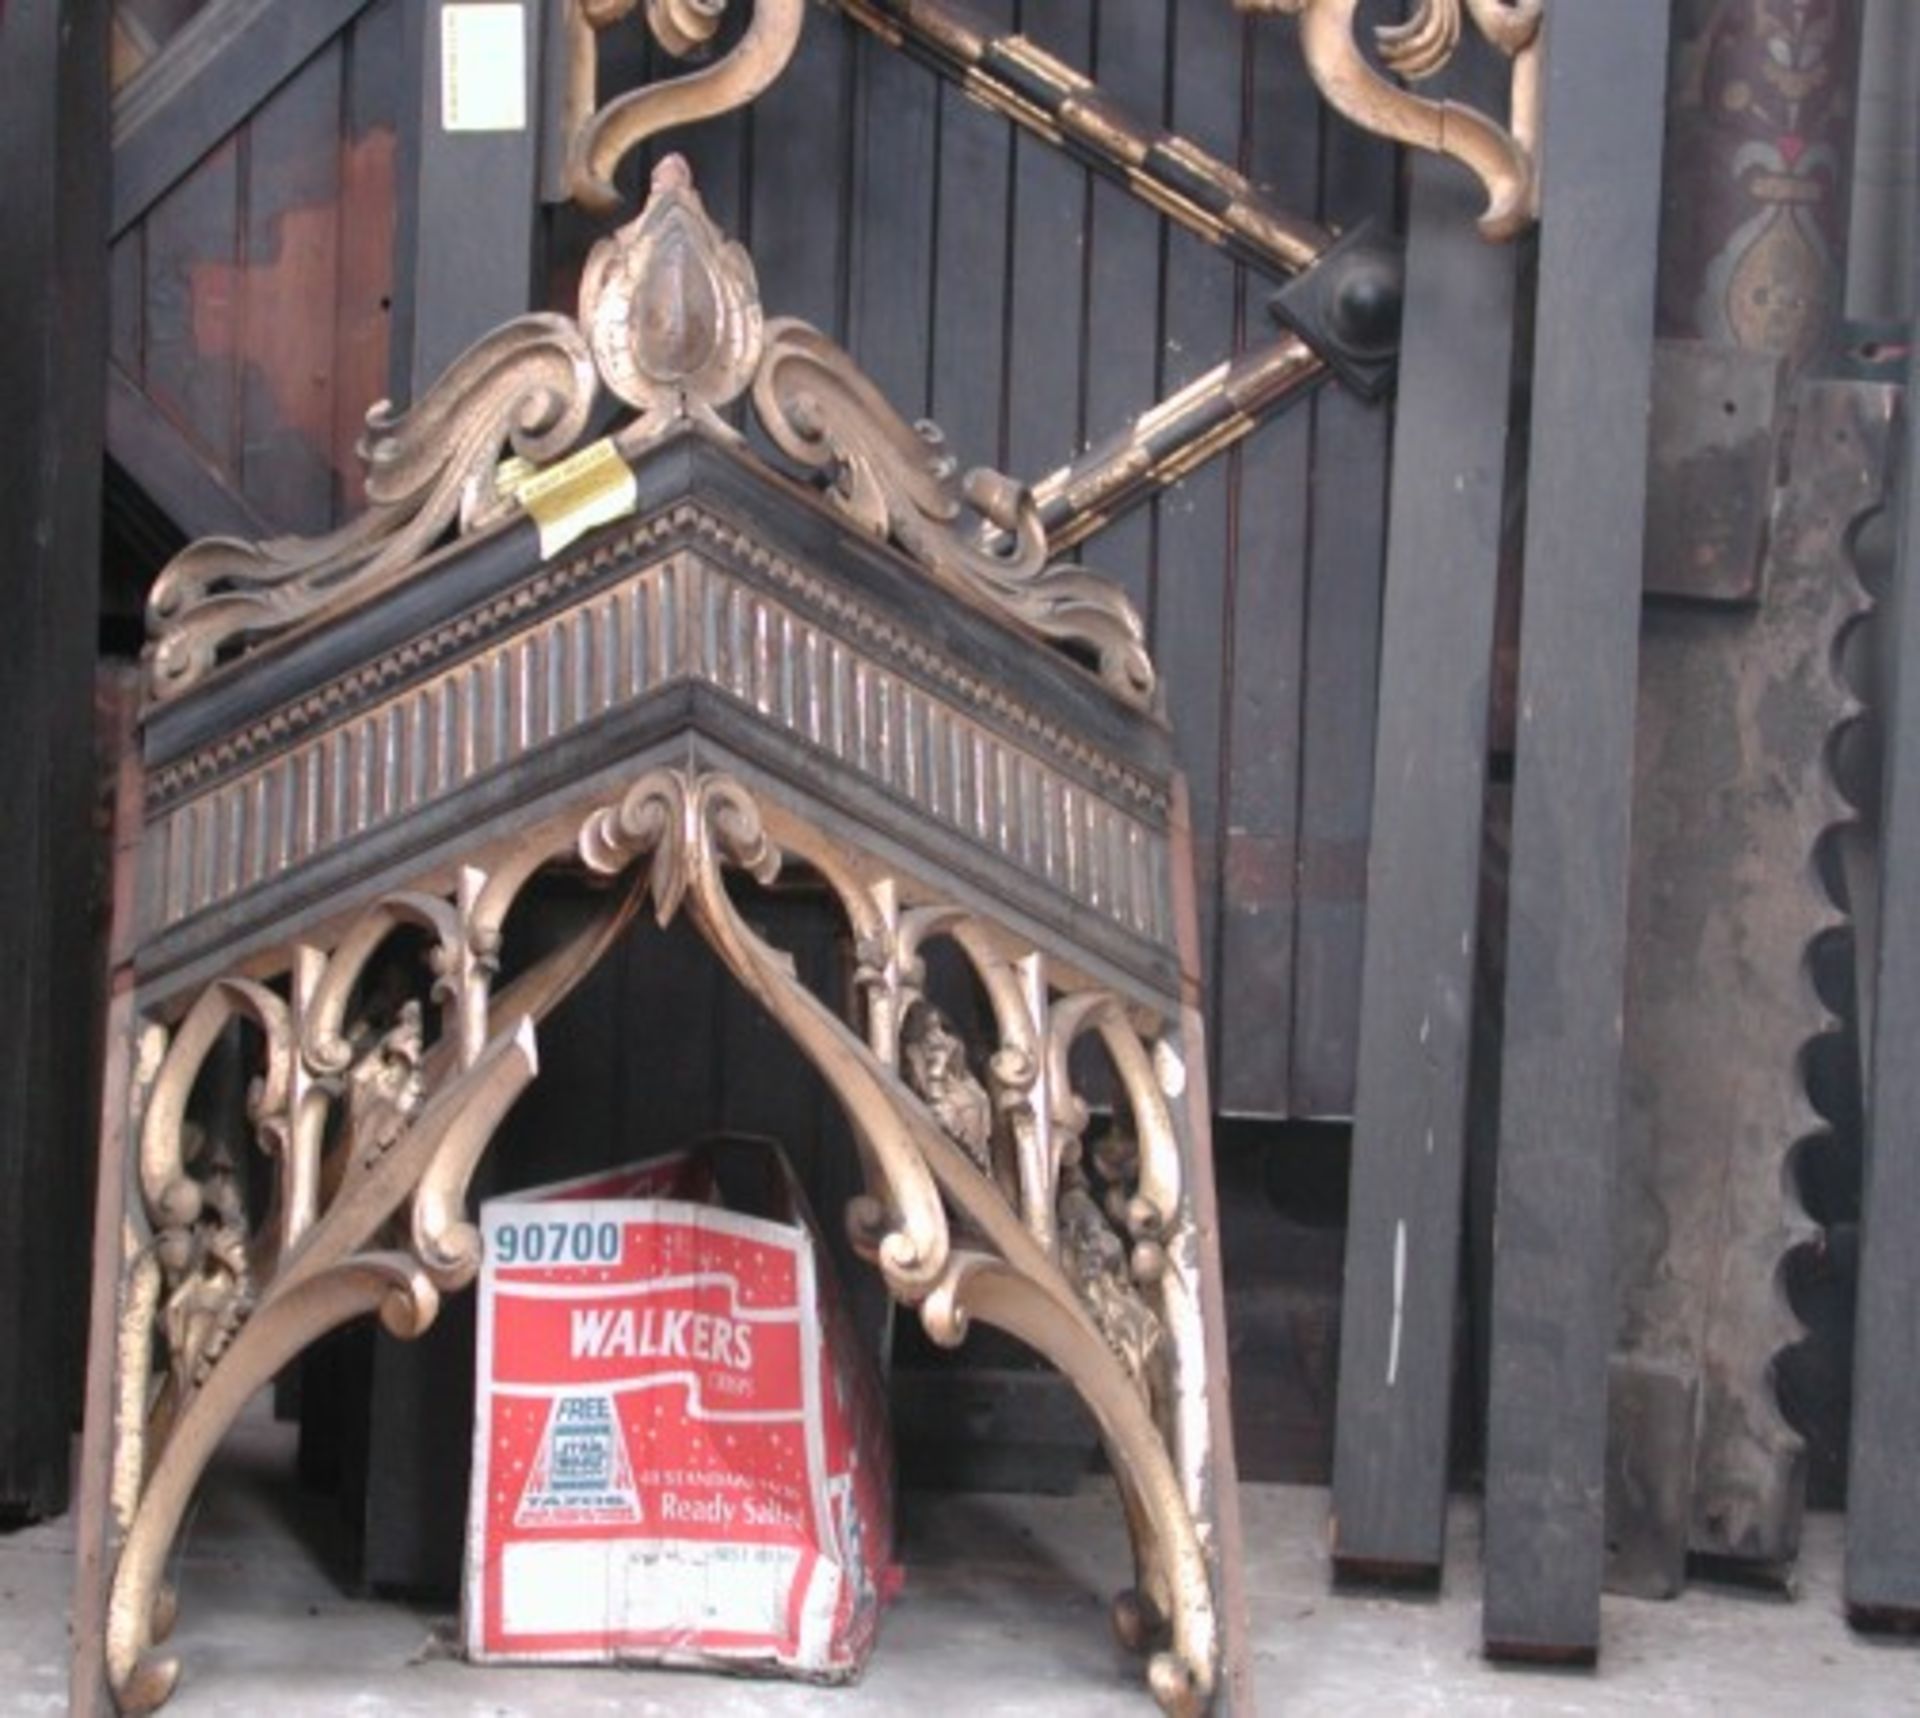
[1483,0,1670,1661]
[1321,33,1519,1586]
[1845,0,1920,1626]
[390,0,547,402]
[0,0,112,1534]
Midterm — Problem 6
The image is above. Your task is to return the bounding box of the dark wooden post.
[389,0,546,401]
[0,0,110,1522]
[1845,167,1920,1625]
[1481,0,1669,1661]
[1327,45,1518,1583]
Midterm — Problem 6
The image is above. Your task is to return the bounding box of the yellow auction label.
[514,439,639,560]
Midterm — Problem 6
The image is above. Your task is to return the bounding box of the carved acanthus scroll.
[1237,0,1544,240]
[754,321,1156,705]
[146,157,1155,715]
[145,316,597,701]
[564,0,807,211]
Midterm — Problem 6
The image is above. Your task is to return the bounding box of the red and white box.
[464,1141,894,1679]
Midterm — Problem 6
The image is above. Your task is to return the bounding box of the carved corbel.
[1238,0,1544,240]
[564,0,806,211]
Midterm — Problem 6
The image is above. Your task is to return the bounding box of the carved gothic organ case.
[77,120,1265,1709]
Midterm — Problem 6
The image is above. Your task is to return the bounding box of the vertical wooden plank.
[1844,0,1920,325]
[1156,2,1241,1046]
[846,34,939,418]
[1482,2,1669,1660]
[389,0,544,401]
[108,230,143,379]
[1847,203,1920,1623]
[0,0,109,1521]
[1215,20,1317,1117]
[928,0,1013,472]
[1000,1,1089,479]
[1080,4,1165,616]
[1287,112,1395,1118]
[1328,47,1518,1579]
[238,42,344,535]
[748,14,853,339]
[143,136,241,471]
[331,0,402,521]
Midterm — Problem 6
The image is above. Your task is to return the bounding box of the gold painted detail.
[575,769,1218,1710]
[147,157,1155,715]
[1237,0,1544,241]
[108,884,544,1712]
[831,0,1329,276]
[1028,337,1326,555]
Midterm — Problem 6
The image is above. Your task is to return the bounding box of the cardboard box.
[464,1141,894,1678]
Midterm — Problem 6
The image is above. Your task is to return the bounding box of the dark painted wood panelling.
[239,41,343,533]
[847,35,940,418]
[117,1,399,538]
[1215,22,1318,1119]
[141,133,239,471]
[331,0,401,518]
[1080,10,1164,618]
[1158,6,1245,1091]
[929,7,1014,474]
[1289,100,1396,1118]
[109,5,1399,1118]
[747,19,854,341]
[1003,4,1090,480]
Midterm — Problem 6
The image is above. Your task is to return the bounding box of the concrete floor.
[6,1409,1918,1716]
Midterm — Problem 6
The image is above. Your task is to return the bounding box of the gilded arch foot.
[576,765,1224,1712]
[100,857,650,1712]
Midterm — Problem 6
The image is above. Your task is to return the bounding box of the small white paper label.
[441,3,527,133]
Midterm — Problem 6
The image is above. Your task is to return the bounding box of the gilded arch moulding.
[100,763,1225,1715]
